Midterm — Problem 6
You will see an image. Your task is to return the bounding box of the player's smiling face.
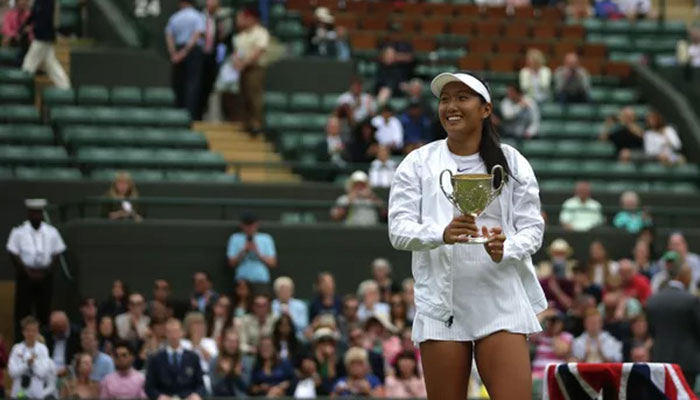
[438,81,491,138]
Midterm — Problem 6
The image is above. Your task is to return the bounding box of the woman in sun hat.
[388,71,546,399]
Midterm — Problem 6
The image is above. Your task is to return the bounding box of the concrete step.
[203,131,258,141]
[194,121,243,132]
[238,170,301,182]
[209,141,273,152]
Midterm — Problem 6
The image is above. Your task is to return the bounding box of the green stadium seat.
[388,97,409,112]
[609,52,644,62]
[265,112,286,131]
[0,68,32,86]
[563,122,598,139]
[0,125,53,145]
[604,20,633,34]
[537,121,564,137]
[321,94,340,112]
[548,159,580,175]
[111,87,143,106]
[14,167,82,180]
[668,182,698,193]
[184,150,226,170]
[436,47,467,62]
[0,105,40,123]
[0,166,12,178]
[51,106,93,125]
[631,105,649,117]
[58,11,80,33]
[299,134,325,151]
[78,86,110,105]
[609,89,638,104]
[608,162,637,177]
[0,48,19,66]
[580,18,604,34]
[639,163,668,178]
[43,87,75,106]
[143,87,175,107]
[264,91,288,111]
[633,38,677,54]
[92,107,122,125]
[306,114,328,131]
[540,179,575,192]
[589,88,608,103]
[521,140,556,157]
[605,180,640,193]
[278,113,307,131]
[289,92,321,111]
[165,170,237,183]
[288,41,306,57]
[540,103,564,119]
[274,20,305,39]
[581,160,608,175]
[0,84,32,103]
[586,142,615,157]
[672,164,699,179]
[90,168,165,182]
[598,104,621,118]
[157,108,191,127]
[528,158,549,173]
[567,104,598,120]
[0,145,68,166]
[556,141,584,157]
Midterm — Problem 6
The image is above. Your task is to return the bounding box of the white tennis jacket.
[388,139,547,326]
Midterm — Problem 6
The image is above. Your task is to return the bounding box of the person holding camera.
[227,212,277,294]
[9,316,57,399]
[331,171,387,226]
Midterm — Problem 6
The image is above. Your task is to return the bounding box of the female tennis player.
[388,72,547,400]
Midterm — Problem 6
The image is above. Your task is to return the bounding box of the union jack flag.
[543,363,698,400]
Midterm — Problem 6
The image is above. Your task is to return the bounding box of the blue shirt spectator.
[332,374,382,396]
[165,3,205,46]
[271,276,308,335]
[399,101,432,147]
[91,351,115,381]
[227,213,277,284]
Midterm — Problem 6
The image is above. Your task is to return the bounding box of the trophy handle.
[439,169,458,209]
[490,164,505,194]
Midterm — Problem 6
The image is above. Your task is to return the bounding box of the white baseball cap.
[430,72,492,104]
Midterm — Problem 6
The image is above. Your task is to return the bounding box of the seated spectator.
[384,350,426,398]
[210,329,250,397]
[499,85,540,139]
[559,181,604,232]
[572,309,623,362]
[145,318,205,400]
[389,294,410,332]
[567,0,593,19]
[519,48,551,103]
[371,105,404,153]
[326,115,346,166]
[271,276,308,335]
[370,258,400,303]
[593,0,624,19]
[272,314,300,364]
[364,314,401,364]
[599,107,644,161]
[643,110,683,165]
[586,240,619,287]
[139,318,167,364]
[399,99,432,153]
[613,191,651,234]
[401,279,416,322]
[189,271,219,314]
[401,78,427,106]
[331,171,386,226]
[598,275,641,340]
[375,42,414,103]
[45,311,80,378]
[1,0,31,48]
[9,316,57,399]
[337,295,360,342]
[337,78,377,124]
[347,325,386,383]
[233,279,252,318]
[632,239,659,280]
[565,294,597,337]
[98,316,117,356]
[554,52,591,104]
[665,231,700,288]
[368,146,397,189]
[61,353,100,398]
[207,295,234,342]
[115,293,150,343]
[148,279,177,320]
[249,336,294,396]
[622,314,653,362]
[227,212,278,290]
[100,342,146,399]
[293,353,325,397]
[540,256,576,312]
[677,26,700,67]
[537,238,577,279]
[572,265,602,303]
[345,119,379,163]
[617,0,655,19]
[530,310,574,380]
[308,327,342,395]
[101,172,142,221]
[98,280,128,320]
[357,280,390,322]
[332,347,384,397]
[239,294,276,355]
[309,272,343,322]
[80,328,115,382]
[181,312,218,385]
[307,7,338,58]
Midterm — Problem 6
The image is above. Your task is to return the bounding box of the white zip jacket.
[388,139,547,327]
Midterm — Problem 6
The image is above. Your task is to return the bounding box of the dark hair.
[193,271,211,282]
[206,295,234,338]
[393,350,420,378]
[113,341,134,356]
[272,314,299,356]
[646,110,666,130]
[20,316,39,329]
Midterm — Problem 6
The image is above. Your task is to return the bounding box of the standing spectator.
[371,105,404,153]
[332,347,384,397]
[666,232,700,289]
[21,0,70,88]
[101,172,142,221]
[165,0,204,120]
[249,336,294,397]
[79,297,99,332]
[271,314,300,363]
[345,119,379,163]
[554,52,590,104]
[45,311,80,378]
[232,8,269,135]
[622,314,652,362]
[368,146,397,189]
[9,316,56,399]
[519,48,551,103]
[643,110,683,165]
[384,350,426,398]
[356,280,390,322]
[145,318,205,400]
[559,181,604,231]
[233,279,252,318]
[499,85,540,140]
[646,265,700,390]
[331,171,386,226]
[98,280,129,320]
[337,78,377,124]
[6,198,66,334]
[399,99,432,154]
[308,272,342,321]
[530,311,573,380]
[375,41,414,102]
[189,271,219,314]
[198,0,220,120]
[99,342,147,399]
[1,0,31,48]
[60,352,100,398]
[148,279,176,320]
[370,258,400,304]
[326,115,346,166]
[586,240,619,287]
[599,107,644,161]
[227,212,277,292]
[238,294,276,354]
[80,328,115,382]
[613,191,651,233]
[271,276,309,336]
[571,309,623,362]
[618,259,652,305]
[207,295,233,342]
[307,7,338,57]
[115,293,150,343]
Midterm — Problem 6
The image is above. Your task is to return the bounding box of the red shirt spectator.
[1,0,31,47]
[619,259,652,305]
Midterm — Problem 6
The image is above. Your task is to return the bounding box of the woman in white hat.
[331,170,386,226]
[388,72,546,399]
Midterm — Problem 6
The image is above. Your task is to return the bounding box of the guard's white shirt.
[388,140,546,341]
[371,115,404,149]
[9,341,57,399]
[6,221,66,269]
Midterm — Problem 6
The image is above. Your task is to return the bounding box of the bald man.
[43,311,80,377]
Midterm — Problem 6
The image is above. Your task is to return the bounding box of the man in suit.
[43,311,80,378]
[646,253,700,390]
[145,318,204,400]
